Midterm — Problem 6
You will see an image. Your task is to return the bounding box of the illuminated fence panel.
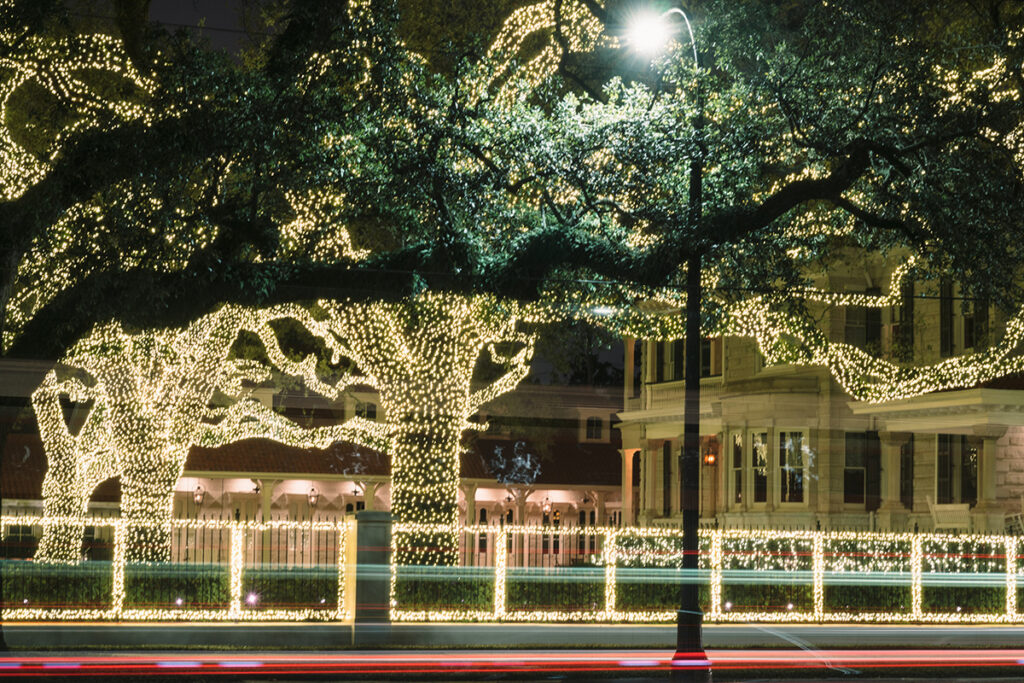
[4,517,1023,624]
[122,524,231,612]
[612,528,710,621]
[821,533,914,621]
[920,535,1009,620]
[0,516,353,622]
[389,527,496,620]
[506,527,605,615]
[717,530,816,622]
[241,523,340,613]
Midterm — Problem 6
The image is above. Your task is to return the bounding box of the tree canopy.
[2,0,1022,387]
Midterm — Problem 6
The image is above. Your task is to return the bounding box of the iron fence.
[2,515,1021,624]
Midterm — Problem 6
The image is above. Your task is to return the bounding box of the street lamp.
[627,8,709,681]
[625,8,698,68]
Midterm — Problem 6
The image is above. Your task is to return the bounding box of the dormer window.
[585,416,603,440]
[356,401,377,420]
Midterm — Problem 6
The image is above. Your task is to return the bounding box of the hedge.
[921,585,1005,614]
[392,566,494,611]
[123,563,230,609]
[505,567,605,612]
[1,560,112,609]
[615,581,710,612]
[241,567,338,609]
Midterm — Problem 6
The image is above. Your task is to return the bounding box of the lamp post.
[627,7,709,680]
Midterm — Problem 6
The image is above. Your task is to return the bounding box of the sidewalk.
[4,622,1024,650]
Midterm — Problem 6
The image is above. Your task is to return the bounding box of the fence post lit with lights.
[3,517,1022,625]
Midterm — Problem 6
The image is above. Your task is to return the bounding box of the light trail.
[1,648,1023,677]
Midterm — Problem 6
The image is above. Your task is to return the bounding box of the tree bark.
[388,418,462,566]
[120,456,182,563]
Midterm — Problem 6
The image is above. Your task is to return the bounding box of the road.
[2,647,1024,680]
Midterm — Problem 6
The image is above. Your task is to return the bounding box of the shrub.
[1,560,112,610]
[242,567,338,609]
[392,566,494,611]
[123,563,230,609]
[505,567,604,612]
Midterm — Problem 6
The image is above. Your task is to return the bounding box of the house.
[1,370,625,558]
[617,261,1024,533]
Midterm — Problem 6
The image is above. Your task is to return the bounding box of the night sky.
[148,0,246,52]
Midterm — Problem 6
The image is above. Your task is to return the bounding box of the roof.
[2,430,621,502]
[1,433,120,502]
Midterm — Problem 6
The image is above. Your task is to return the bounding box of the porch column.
[639,448,651,523]
[364,482,382,512]
[594,490,608,526]
[877,432,909,531]
[619,449,636,526]
[973,425,1007,531]
[462,482,478,525]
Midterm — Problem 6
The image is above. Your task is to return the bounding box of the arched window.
[586,416,603,440]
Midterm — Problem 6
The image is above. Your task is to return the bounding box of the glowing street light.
[625,8,698,69]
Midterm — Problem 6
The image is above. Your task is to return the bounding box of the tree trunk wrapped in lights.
[311,293,536,566]
[33,304,388,564]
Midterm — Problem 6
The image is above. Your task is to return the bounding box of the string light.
[5,518,1020,624]
[387,523,1023,625]
[32,304,390,564]
[2,516,353,622]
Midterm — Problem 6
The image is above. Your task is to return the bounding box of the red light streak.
[1,648,1023,677]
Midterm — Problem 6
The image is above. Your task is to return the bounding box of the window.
[964,298,989,351]
[937,434,978,506]
[846,288,882,354]
[662,441,673,517]
[900,436,914,510]
[844,433,866,505]
[552,510,561,554]
[892,280,914,362]
[700,338,712,377]
[731,433,743,504]
[672,340,685,380]
[356,401,377,420]
[939,280,954,357]
[779,431,804,503]
[844,431,881,508]
[751,432,768,503]
[585,416,603,440]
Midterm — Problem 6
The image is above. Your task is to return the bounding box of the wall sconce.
[193,485,205,506]
[308,487,320,508]
[703,451,717,466]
